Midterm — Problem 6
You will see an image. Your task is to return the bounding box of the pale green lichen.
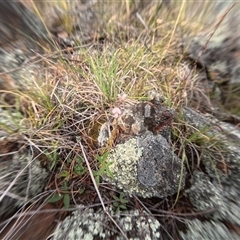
[181,219,240,240]
[106,132,185,198]
[108,138,142,186]
[52,206,161,240]
[106,137,156,197]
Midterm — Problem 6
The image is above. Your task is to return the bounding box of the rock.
[184,2,240,115]
[0,109,48,218]
[118,100,175,140]
[0,0,50,50]
[0,143,48,218]
[106,131,185,198]
[181,107,240,239]
[185,170,225,219]
[98,101,185,198]
[52,206,161,240]
[185,2,240,83]
[180,219,240,240]
[0,47,46,104]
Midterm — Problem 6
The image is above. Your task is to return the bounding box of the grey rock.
[0,48,26,72]
[51,206,161,240]
[185,171,225,219]
[0,132,48,217]
[0,0,50,50]
[106,131,185,198]
[137,132,185,192]
[184,2,240,113]
[185,2,240,82]
[98,102,184,198]
[182,107,240,239]
[180,219,240,240]
[118,101,175,140]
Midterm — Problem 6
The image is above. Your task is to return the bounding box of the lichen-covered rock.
[182,107,240,239]
[98,101,175,147]
[185,2,240,86]
[180,219,240,240]
[184,2,240,114]
[0,134,48,218]
[185,171,225,219]
[118,101,175,140]
[106,131,185,198]
[51,206,161,240]
[98,101,185,198]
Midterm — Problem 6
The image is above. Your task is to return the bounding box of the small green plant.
[46,181,70,208]
[73,156,87,176]
[93,152,114,186]
[113,192,128,213]
[44,145,59,171]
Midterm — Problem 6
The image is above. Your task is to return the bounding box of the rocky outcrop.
[179,107,240,239]
[1,1,240,240]
[185,2,240,115]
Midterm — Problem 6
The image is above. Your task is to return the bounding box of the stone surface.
[0,0,48,43]
[98,101,185,198]
[106,131,185,198]
[118,101,175,140]
[0,109,48,218]
[185,2,240,85]
[181,107,240,239]
[52,206,161,240]
[181,219,240,240]
[185,171,225,219]
[184,2,240,115]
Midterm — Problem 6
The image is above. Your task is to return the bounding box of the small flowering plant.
[112,93,127,119]
[112,107,122,118]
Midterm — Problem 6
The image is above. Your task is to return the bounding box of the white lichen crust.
[51,206,161,240]
[107,138,145,195]
[106,131,185,198]
[180,219,240,240]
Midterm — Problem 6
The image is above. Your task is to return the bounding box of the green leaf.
[95,175,100,186]
[113,195,119,201]
[119,204,127,210]
[61,181,68,192]
[115,207,120,213]
[63,194,70,208]
[46,193,63,203]
[74,164,86,175]
[120,199,128,204]
[59,170,70,179]
[79,188,85,194]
